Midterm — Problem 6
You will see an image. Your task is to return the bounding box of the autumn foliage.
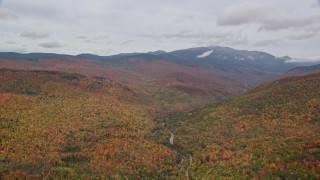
[0,69,319,179]
[163,72,320,179]
[0,69,177,179]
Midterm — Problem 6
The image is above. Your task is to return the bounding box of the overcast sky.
[0,0,319,60]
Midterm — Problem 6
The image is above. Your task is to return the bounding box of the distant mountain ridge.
[160,46,296,73]
[0,46,300,73]
[286,64,320,76]
[2,46,320,88]
[0,52,72,61]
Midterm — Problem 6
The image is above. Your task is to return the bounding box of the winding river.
[168,132,192,179]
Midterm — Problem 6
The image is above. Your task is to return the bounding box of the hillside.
[157,72,320,179]
[0,46,298,114]
[0,51,246,115]
[0,69,179,179]
[0,67,319,179]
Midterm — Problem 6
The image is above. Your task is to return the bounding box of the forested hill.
[160,72,320,179]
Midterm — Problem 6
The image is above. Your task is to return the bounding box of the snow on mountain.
[197,50,213,58]
[248,55,255,61]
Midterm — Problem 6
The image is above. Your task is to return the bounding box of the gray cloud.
[287,32,318,40]
[258,15,320,31]
[0,46,27,53]
[309,26,320,33]
[164,31,232,40]
[6,1,62,20]
[93,35,109,40]
[218,2,320,31]
[311,0,320,7]
[76,36,87,39]
[20,32,49,40]
[165,30,250,47]
[39,41,62,48]
[0,8,19,20]
[217,2,267,26]
[85,39,113,45]
[118,40,134,45]
[253,39,280,47]
[0,0,320,59]
[6,41,16,44]
[226,37,249,46]
[83,35,110,44]
[95,48,113,55]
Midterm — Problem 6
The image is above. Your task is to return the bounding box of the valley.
[1,0,320,178]
[0,47,319,179]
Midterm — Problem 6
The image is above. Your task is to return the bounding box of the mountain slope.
[0,69,178,179]
[0,46,298,86]
[161,46,296,73]
[0,52,247,115]
[0,46,299,114]
[159,72,320,179]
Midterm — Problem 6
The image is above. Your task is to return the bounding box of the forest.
[0,69,319,179]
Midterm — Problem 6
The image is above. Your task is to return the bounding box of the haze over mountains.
[2,46,318,68]
[286,64,320,76]
[2,46,318,85]
[0,46,307,74]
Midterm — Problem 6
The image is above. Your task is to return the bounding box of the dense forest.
[0,69,319,179]
[1,0,320,178]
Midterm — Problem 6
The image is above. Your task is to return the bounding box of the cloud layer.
[20,32,49,39]
[0,0,319,60]
[0,8,18,20]
[218,2,320,31]
[39,42,62,48]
